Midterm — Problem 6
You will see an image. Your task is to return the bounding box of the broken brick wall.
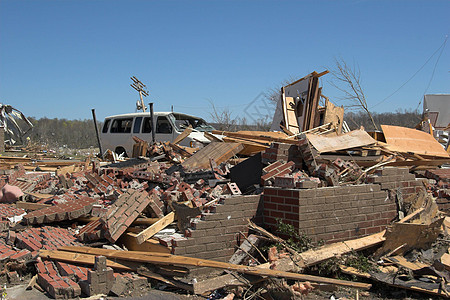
[171,195,262,263]
[263,167,426,244]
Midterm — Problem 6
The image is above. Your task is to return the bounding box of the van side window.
[133,117,142,133]
[142,117,152,133]
[110,118,133,133]
[102,119,111,133]
[156,117,172,134]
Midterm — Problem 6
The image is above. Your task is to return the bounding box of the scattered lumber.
[58,246,371,289]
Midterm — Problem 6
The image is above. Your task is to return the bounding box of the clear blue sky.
[1,0,449,123]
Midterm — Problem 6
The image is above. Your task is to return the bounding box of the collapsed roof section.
[0,104,33,145]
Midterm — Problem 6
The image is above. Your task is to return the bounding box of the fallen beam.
[58,246,371,289]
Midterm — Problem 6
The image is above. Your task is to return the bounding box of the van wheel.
[115,147,128,157]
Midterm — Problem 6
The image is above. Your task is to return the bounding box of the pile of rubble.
[0,128,445,299]
[0,71,448,299]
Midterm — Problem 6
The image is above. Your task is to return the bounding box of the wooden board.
[173,125,193,145]
[39,250,138,271]
[306,130,377,153]
[299,231,386,267]
[381,125,450,158]
[58,246,371,290]
[181,142,244,169]
[118,233,171,253]
[323,99,344,134]
[135,211,176,244]
[211,130,296,144]
[385,255,429,271]
[282,95,300,134]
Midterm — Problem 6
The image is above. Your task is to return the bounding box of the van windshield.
[169,113,215,132]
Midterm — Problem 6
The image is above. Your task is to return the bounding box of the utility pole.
[130,76,149,112]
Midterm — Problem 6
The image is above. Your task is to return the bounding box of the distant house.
[423,94,450,130]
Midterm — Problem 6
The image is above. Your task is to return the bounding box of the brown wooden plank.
[134,212,176,244]
[181,142,244,169]
[172,125,193,145]
[299,231,386,267]
[58,246,371,289]
[306,130,377,153]
[39,250,138,271]
[118,233,171,253]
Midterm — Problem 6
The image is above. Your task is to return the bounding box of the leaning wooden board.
[381,125,449,158]
[305,129,377,153]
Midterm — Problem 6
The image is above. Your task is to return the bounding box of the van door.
[155,116,175,142]
[109,117,134,155]
[134,116,154,143]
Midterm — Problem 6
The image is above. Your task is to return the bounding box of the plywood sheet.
[381,125,449,158]
[181,142,244,169]
[305,129,377,153]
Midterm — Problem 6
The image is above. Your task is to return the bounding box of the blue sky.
[1,0,449,123]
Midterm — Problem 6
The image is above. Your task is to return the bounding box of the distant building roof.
[423,94,450,130]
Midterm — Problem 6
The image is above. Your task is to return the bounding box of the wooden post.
[91,109,103,158]
[149,103,155,143]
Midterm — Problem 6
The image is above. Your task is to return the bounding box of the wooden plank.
[181,142,244,169]
[385,255,429,271]
[212,131,298,145]
[282,95,300,134]
[57,247,371,289]
[323,99,344,134]
[23,192,55,199]
[299,231,386,267]
[118,233,171,253]
[204,131,222,142]
[39,250,138,271]
[172,125,193,145]
[440,253,450,271]
[135,212,176,244]
[306,130,378,153]
[381,125,450,158]
[15,201,51,211]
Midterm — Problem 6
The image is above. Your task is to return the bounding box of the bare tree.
[208,100,238,131]
[329,57,378,130]
[264,75,299,106]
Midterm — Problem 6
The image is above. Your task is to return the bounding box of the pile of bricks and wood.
[0,128,446,299]
[0,71,448,299]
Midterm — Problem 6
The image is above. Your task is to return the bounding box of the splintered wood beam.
[58,246,371,289]
[134,211,176,244]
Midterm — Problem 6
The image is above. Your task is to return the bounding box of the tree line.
[23,110,422,150]
[25,117,100,149]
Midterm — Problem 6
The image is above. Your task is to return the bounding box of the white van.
[100,112,214,156]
